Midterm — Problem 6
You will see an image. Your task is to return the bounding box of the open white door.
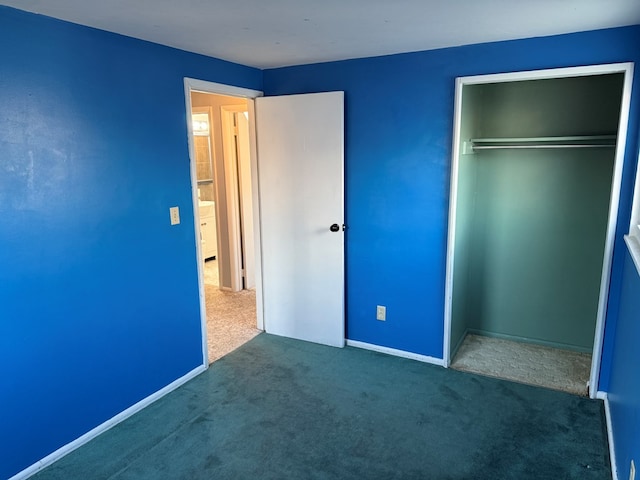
[255,91,345,347]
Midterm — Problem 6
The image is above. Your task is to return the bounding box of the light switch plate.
[170,206,180,225]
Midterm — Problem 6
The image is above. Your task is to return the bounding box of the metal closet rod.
[470,134,617,151]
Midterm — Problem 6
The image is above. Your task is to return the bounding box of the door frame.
[443,62,635,399]
[221,104,256,291]
[183,78,264,366]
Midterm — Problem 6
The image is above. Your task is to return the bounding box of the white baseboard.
[346,340,445,367]
[597,391,618,480]
[467,328,593,354]
[10,364,207,480]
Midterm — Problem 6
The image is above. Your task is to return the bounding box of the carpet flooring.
[32,334,611,480]
[203,259,260,363]
[203,258,220,287]
[452,335,591,396]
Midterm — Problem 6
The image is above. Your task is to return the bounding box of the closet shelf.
[467,135,617,152]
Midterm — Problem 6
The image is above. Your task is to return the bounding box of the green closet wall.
[451,86,482,354]
[451,73,624,354]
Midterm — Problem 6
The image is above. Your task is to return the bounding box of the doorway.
[187,85,262,364]
[185,79,346,365]
[444,63,634,398]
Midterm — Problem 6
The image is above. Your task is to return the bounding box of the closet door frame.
[443,62,635,399]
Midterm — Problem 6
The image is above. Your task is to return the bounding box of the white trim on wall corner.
[9,365,206,480]
[184,78,263,99]
[588,61,635,399]
[625,234,640,278]
[183,81,210,366]
[597,391,619,480]
[346,340,445,367]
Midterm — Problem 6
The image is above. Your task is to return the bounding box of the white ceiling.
[2,0,639,69]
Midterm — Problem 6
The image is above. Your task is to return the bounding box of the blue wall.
[0,7,261,479]
[264,25,640,365]
[2,4,640,478]
[264,26,640,477]
[607,249,640,480]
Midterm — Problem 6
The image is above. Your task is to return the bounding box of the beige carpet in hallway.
[451,334,591,396]
[203,259,260,363]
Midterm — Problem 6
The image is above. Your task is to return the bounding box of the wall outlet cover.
[170,206,180,225]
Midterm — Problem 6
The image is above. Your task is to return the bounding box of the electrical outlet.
[376,305,386,321]
[630,459,635,480]
[170,206,180,225]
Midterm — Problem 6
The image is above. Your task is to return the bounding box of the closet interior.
[449,72,625,395]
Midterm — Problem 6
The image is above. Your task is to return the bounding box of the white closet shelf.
[467,135,617,152]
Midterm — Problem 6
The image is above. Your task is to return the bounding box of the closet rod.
[473,144,615,150]
[471,135,617,144]
[469,134,617,152]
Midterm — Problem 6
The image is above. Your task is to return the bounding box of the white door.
[255,91,345,347]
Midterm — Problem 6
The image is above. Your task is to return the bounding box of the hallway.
[203,259,260,363]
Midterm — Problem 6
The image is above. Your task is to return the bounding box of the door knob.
[330,224,340,232]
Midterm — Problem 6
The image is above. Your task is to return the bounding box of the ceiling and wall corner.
[0,0,639,68]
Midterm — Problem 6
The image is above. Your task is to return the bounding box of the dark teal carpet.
[33,334,611,479]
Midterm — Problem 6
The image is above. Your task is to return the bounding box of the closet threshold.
[467,135,617,152]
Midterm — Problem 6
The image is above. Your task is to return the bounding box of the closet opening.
[444,63,634,398]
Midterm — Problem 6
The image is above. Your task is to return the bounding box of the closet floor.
[451,334,591,396]
[204,259,261,364]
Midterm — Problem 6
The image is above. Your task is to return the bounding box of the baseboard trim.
[9,364,207,480]
[346,340,444,366]
[597,391,618,480]
[467,329,593,354]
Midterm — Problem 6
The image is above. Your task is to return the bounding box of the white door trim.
[220,105,244,292]
[186,79,263,99]
[183,78,265,366]
[443,62,635,399]
[237,108,256,291]
[220,104,256,292]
